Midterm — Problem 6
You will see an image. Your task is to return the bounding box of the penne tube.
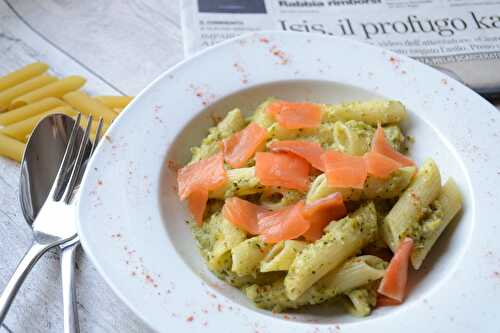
[323,100,407,125]
[0,62,49,92]
[382,159,441,253]
[0,132,25,162]
[231,237,272,277]
[1,106,77,140]
[306,167,416,203]
[10,76,86,109]
[63,91,116,123]
[411,178,462,269]
[245,255,386,312]
[260,240,306,272]
[284,203,378,300]
[0,97,65,125]
[0,75,58,111]
[95,95,134,109]
[209,167,263,199]
[113,107,123,113]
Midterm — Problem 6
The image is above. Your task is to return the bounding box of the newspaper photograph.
[181,0,500,96]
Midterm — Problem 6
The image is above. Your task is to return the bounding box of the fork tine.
[48,113,82,200]
[62,115,93,203]
[91,118,104,155]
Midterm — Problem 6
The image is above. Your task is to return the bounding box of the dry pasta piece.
[0,75,58,111]
[63,91,116,123]
[0,98,65,125]
[1,106,77,141]
[0,133,25,162]
[0,62,49,92]
[95,96,134,109]
[10,76,86,109]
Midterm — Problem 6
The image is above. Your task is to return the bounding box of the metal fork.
[59,118,104,333]
[0,114,92,323]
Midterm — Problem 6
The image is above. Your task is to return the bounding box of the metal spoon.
[0,113,92,323]
[18,114,93,333]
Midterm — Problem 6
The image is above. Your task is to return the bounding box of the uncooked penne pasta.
[0,97,65,125]
[95,95,134,109]
[63,91,116,123]
[0,132,25,162]
[0,75,58,111]
[1,106,77,140]
[0,62,49,92]
[10,76,86,109]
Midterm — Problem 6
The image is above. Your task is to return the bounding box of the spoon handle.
[0,242,53,323]
[60,242,80,333]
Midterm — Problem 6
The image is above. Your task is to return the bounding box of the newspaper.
[181,0,500,96]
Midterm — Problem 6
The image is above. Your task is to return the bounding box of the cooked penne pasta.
[63,91,116,123]
[382,159,441,252]
[1,106,77,141]
[190,108,246,163]
[0,97,65,125]
[209,167,263,199]
[245,255,386,311]
[179,97,462,317]
[0,75,58,111]
[306,167,416,203]
[411,178,462,269]
[333,120,374,155]
[231,237,272,277]
[342,284,378,317]
[323,100,407,125]
[10,76,86,109]
[260,240,307,272]
[0,62,49,92]
[0,132,25,162]
[284,203,378,300]
[95,95,134,109]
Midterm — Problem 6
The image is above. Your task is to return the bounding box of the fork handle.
[60,242,80,333]
[0,242,53,323]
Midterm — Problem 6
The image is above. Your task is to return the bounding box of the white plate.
[77,32,500,332]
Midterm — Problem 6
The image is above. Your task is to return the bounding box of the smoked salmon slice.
[378,237,414,302]
[177,152,227,225]
[268,140,325,171]
[222,122,268,168]
[223,197,269,235]
[259,201,310,243]
[177,152,227,200]
[302,192,347,241]
[364,151,401,179]
[255,152,310,192]
[266,101,322,129]
[372,126,414,167]
[321,150,367,189]
[188,188,208,226]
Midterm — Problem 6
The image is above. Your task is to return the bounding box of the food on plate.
[176,98,462,316]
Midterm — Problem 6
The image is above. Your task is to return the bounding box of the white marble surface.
[0,1,499,332]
